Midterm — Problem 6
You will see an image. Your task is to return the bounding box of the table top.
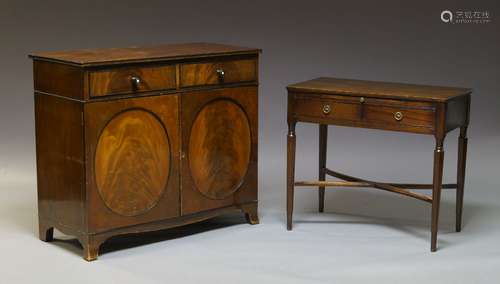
[29,42,260,66]
[287,77,471,102]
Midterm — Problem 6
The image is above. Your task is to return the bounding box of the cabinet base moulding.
[38,202,258,261]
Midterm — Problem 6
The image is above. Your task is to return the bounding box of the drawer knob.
[216,69,225,82]
[359,97,365,103]
[322,104,332,115]
[394,111,403,121]
[131,76,141,89]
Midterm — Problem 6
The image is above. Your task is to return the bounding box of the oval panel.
[95,109,170,216]
[189,99,251,200]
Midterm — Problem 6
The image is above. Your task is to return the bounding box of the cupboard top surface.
[29,42,260,67]
[287,77,471,102]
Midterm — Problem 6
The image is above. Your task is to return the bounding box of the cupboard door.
[85,95,180,233]
[181,86,258,214]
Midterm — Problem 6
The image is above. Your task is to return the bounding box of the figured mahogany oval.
[95,109,170,216]
[188,99,251,200]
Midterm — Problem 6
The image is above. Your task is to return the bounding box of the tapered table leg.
[431,138,445,252]
[456,127,468,232]
[287,121,297,230]
[318,124,328,212]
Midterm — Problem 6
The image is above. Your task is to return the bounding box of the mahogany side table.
[286,77,471,251]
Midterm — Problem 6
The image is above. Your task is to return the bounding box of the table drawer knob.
[359,97,365,103]
[394,111,403,121]
[131,76,141,89]
[322,104,332,115]
[216,69,225,82]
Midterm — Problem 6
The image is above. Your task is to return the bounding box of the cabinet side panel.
[33,60,84,100]
[35,93,85,232]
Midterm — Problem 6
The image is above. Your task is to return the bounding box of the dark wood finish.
[455,95,470,233]
[91,102,175,220]
[363,99,435,131]
[291,93,437,135]
[35,94,85,232]
[301,169,458,189]
[239,203,259,225]
[33,61,86,100]
[292,94,361,122]
[287,77,471,102]
[286,88,297,231]
[286,120,296,231]
[286,77,471,251]
[180,59,257,87]
[456,127,468,232]
[296,181,371,187]
[318,125,327,212]
[40,204,256,261]
[89,64,176,97]
[295,180,457,189]
[323,169,433,203]
[32,43,260,261]
[181,87,258,214]
[84,95,180,233]
[93,108,172,217]
[431,137,445,252]
[445,95,469,131]
[188,98,251,200]
[29,42,260,66]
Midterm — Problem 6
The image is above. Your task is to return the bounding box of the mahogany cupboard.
[30,43,260,261]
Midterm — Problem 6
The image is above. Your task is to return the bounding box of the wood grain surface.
[32,43,260,260]
[180,59,257,87]
[95,109,170,216]
[35,93,85,230]
[90,65,176,97]
[292,96,361,121]
[287,77,471,102]
[286,77,471,252]
[363,104,435,129]
[33,60,85,99]
[30,42,260,66]
[188,99,251,199]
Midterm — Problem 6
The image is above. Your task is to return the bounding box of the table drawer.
[363,99,435,130]
[89,65,176,97]
[180,59,257,87]
[293,96,361,122]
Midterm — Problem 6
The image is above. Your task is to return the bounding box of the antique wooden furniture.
[30,43,260,261]
[286,77,471,251]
